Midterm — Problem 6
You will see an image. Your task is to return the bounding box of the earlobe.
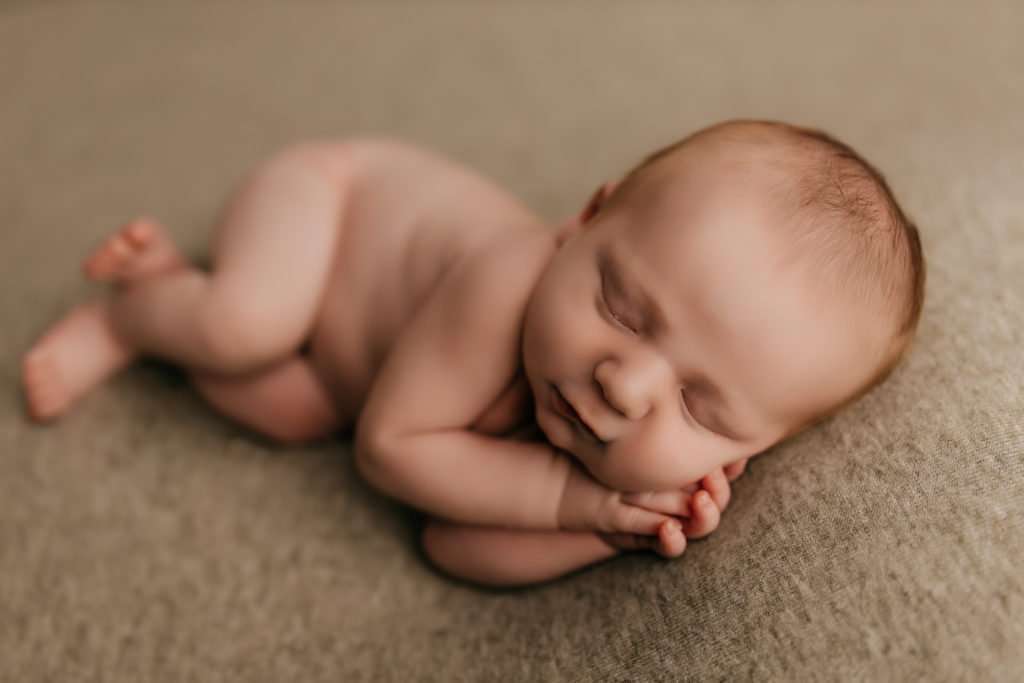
[556,181,621,248]
[555,217,580,248]
[580,181,620,224]
[580,185,606,224]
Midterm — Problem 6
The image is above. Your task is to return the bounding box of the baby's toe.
[84,246,117,279]
[123,219,156,248]
[83,235,133,280]
[109,236,133,261]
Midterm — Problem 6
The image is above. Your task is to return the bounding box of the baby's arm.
[355,232,679,538]
[419,463,744,587]
[355,232,567,529]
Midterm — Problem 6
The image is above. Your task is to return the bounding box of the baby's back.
[306,139,547,418]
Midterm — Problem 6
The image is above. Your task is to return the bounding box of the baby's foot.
[22,299,137,422]
[82,217,186,284]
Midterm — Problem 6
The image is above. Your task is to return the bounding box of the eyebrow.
[600,247,750,442]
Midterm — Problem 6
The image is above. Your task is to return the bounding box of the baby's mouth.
[550,384,604,444]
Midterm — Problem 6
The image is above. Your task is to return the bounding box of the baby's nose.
[594,354,669,421]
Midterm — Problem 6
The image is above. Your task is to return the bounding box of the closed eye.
[684,387,716,436]
[600,270,638,334]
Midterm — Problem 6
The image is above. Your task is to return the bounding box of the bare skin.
[23,139,742,587]
[23,219,183,421]
[23,127,883,587]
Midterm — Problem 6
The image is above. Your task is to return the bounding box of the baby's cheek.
[603,439,677,491]
[645,433,709,487]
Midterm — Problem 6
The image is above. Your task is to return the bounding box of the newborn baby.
[22,120,925,587]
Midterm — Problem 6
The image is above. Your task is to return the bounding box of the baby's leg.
[108,144,349,373]
[192,355,349,445]
[23,144,351,421]
[420,519,621,588]
[23,220,185,421]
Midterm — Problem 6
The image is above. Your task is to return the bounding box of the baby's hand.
[557,460,691,553]
[598,458,750,558]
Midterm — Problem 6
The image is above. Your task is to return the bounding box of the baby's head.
[522,119,925,492]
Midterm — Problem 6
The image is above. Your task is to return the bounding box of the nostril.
[596,373,643,420]
[592,376,621,417]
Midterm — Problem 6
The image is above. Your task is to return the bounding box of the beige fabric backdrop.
[2,2,1021,681]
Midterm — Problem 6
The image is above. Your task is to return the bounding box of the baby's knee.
[195,299,299,373]
[259,141,354,185]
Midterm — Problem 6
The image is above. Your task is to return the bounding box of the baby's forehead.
[640,144,797,213]
[616,169,790,257]
[604,183,874,343]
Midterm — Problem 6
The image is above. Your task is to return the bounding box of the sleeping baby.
[22,120,925,587]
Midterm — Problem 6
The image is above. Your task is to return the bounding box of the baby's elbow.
[353,422,396,492]
[353,409,415,496]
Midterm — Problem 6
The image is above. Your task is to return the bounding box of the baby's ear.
[556,181,621,247]
[555,213,590,247]
[580,181,620,223]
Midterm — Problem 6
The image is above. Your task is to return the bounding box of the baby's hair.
[608,119,926,436]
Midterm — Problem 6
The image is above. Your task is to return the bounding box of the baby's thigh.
[191,353,347,444]
[205,145,352,355]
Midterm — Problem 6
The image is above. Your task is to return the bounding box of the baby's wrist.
[556,457,613,532]
[594,532,629,554]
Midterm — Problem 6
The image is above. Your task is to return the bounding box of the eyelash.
[600,275,638,334]
[679,388,701,423]
[679,390,714,435]
[681,391,724,437]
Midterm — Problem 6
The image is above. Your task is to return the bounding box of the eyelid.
[600,270,638,334]
[679,388,720,436]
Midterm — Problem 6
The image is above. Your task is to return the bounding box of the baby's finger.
[621,490,691,517]
[681,481,701,496]
[598,532,653,552]
[702,467,731,511]
[609,503,678,537]
[682,490,721,539]
[655,519,687,558]
[724,457,749,482]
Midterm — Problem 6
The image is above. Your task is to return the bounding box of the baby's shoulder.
[440,226,557,326]
[343,135,555,316]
